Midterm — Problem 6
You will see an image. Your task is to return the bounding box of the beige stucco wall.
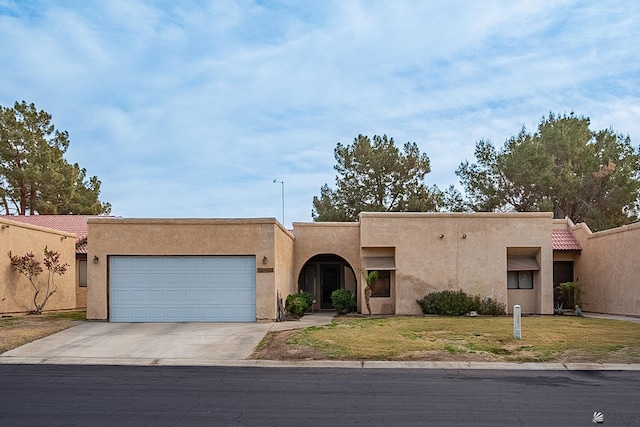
[272,224,296,319]
[292,222,361,309]
[0,218,76,314]
[359,212,554,315]
[87,218,289,321]
[572,221,640,316]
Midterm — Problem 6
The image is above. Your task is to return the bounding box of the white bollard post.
[513,304,522,339]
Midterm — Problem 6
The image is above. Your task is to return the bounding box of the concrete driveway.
[0,312,335,366]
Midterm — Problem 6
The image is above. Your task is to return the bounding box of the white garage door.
[109,256,256,322]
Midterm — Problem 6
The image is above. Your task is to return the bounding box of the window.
[507,271,533,289]
[79,260,87,287]
[369,270,391,297]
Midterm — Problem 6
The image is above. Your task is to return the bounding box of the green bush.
[479,297,506,316]
[299,291,314,308]
[416,290,505,316]
[556,281,583,309]
[285,293,311,318]
[331,289,357,314]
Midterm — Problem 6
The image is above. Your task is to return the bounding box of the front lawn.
[252,316,640,363]
[0,311,86,354]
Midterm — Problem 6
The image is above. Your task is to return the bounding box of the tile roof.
[76,237,88,255]
[0,215,90,241]
[0,215,98,255]
[552,229,582,251]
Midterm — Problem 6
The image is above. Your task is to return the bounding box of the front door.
[553,261,574,287]
[553,261,574,306]
[320,265,340,309]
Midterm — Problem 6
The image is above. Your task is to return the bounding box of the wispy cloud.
[1,0,638,226]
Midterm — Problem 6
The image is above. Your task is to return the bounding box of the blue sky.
[1,0,639,227]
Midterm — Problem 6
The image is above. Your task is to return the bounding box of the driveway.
[0,312,335,366]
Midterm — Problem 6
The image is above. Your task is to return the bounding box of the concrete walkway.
[0,312,336,366]
[582,312,640,323]
[1,311,639,370]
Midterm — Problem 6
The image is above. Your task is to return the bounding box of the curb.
[1,356,639,371]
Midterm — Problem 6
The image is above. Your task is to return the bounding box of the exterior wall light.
[439,234,445,239]
[262,256,268,265]
[93,255,99,264]
[462,234,467,239]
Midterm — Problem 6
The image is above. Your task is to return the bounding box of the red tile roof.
[0,215,101,255]
[75,237,88,255]
[1,215,90,241]
[552,229,582,251]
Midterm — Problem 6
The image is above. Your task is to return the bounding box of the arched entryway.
[298,254,357,310]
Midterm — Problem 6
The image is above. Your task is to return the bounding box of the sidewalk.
[582,312,640,323]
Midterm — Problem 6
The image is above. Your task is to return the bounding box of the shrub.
[9,247,69,315]
[556,282,583,309]
[416,290,505,316]
[416,290,473,316]
[285,293,311,318]
[479,297,506,316]
[299,291,314,308]
[331,289,357,314]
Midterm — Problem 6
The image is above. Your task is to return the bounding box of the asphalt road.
[1,365,638,426]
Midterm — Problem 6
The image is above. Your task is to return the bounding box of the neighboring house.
[569,220,640,317]
[0,215,101,309]
[86,212,559,322]
[0,217,76,314]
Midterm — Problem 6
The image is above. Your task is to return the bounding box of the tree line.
[0,101,110,215]
[313,113,640,231]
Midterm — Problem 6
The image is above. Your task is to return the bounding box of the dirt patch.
[0,315,81,354]
[250,330,328,360]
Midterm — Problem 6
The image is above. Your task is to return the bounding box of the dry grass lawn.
[251,315,640,363]
[0,311,85,354]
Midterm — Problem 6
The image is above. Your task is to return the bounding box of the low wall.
[573,221,640,316]
[0,218,76,314]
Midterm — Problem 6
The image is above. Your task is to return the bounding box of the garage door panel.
[201,307,218,318]
[130,290,147,302]
[148,290,164,301]
[166,290,182,302]
[148,273,164,284]
[219,290,238,302]
[201,290,219,301]
[109,256,256,322]
[218,306,239,320]
[185,290,201,301]
[129,308,148,320]
[237,289,255,301]
[201,273,218,284]
[111,272,129,284]
[111,290,129,302]
[165,273,182,284]
[183,273,200,284]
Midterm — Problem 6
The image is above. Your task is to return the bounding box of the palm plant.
[361,270,378,318]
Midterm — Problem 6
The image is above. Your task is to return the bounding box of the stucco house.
[0,217,76,313]
[85,212,569,322]
[3,212,637,320]
[0,215,99,309]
